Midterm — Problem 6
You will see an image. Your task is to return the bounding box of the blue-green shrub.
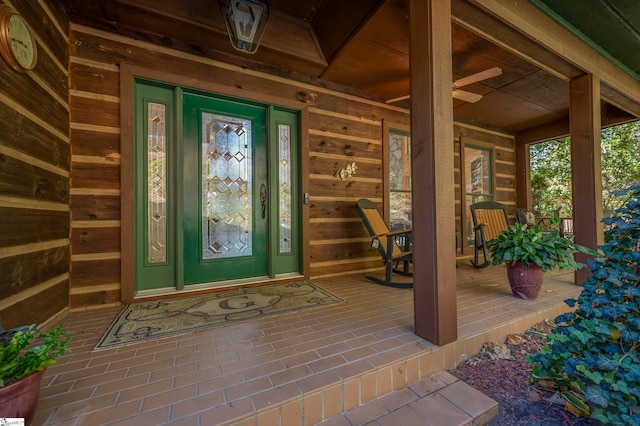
[529,185,640,426]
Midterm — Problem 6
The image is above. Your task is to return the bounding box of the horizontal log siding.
[68,42,122,309]
[68,24,516,306]
[307,107,385,276]
[0,1,69,327]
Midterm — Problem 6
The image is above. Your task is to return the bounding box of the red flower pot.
[0,369,45,426]
[506,262,544,300]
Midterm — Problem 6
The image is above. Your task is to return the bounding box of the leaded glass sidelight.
[278,124,292,253]
[202,113,252,259]
[147,102,167,264]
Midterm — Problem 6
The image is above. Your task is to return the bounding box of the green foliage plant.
[529,185,640,425]
[487,218,595,271]
[530,121,640,215]
[0,325,70,387]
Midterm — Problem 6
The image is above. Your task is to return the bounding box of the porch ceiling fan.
[385,66,503,104]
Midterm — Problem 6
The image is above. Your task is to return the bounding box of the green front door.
[182,94,268,283]
[134,80,300,294]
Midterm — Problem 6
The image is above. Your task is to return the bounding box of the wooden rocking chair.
[356,199,413,288]
[469,201,509,268]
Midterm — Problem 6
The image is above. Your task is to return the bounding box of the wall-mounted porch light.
[220,0,269,54]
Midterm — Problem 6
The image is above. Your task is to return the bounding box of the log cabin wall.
[0,1,70,328]
[67,24,516,309]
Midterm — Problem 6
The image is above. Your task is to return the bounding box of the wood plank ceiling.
[61,0,639,135]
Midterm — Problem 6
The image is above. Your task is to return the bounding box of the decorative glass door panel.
[278,123,292,253]
[147,102,168,264]
[202,113,253,260]
[183,94,268,284]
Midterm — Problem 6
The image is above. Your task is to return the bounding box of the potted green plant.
[0,324,70,425]
[487,218,596,299]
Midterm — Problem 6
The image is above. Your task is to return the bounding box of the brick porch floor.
[33,262,582,425]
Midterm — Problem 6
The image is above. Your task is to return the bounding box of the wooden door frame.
[120,64,309,303]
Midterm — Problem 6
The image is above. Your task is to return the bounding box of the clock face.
[8,14,35,69]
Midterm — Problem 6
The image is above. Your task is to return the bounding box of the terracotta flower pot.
[0,369,45,426]
[506,262,544,299]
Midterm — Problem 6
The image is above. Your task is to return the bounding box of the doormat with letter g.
[95,281,342,350]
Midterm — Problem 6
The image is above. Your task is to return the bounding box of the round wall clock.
[0,5,38,72]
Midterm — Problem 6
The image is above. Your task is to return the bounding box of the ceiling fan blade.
[388,90,483,103]
[453,89,483,103]
[453,67,502,88]
[385,95,411,104]
[387,67,501,104]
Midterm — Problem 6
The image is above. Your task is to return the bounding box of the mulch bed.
[450,320,591,426]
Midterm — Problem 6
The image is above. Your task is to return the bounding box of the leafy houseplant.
[487,219,595,299]
[529,185,640,425]
[0,324,70,424]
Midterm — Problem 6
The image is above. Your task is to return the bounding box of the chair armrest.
[374,228,413,238]
[472,222,487,231]
[386,228,413,237]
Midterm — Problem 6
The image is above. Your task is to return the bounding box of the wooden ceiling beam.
[601,83,640,119]
[599,103,636,129]
[515,117,569,146]
[451,0,581,82]
[471,0,640,106]
[516,102,635,146]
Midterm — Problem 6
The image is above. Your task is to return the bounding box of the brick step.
[222,367,498,426]
[321,371,499,426]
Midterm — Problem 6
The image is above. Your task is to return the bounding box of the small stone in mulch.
[527,390,541,403]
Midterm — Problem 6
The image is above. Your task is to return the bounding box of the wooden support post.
[570,74,604,285]
[410,0,457,345]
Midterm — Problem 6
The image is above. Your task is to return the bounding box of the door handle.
[260,184,267,219]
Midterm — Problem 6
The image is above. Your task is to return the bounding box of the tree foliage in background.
[530,122,640,216]
[531,138,572,215]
